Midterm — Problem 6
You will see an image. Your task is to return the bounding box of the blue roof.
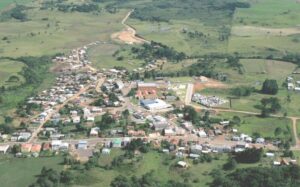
[140,99,156,106]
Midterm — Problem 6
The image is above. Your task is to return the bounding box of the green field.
[0,3,127,58]
[88,44,144,70]
[233,0,300,28]
[0,0,32,11]
[0,59,24,87]
[199,59,300,116]
[72,150,228,187]
[0,155,63,187]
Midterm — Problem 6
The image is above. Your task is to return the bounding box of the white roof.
[138,82,157,87]
[0,145,9,151]
[177,161,187,167]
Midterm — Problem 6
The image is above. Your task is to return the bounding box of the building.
[21,144,32,153]
[136,82,158,100]
[31,144,42,153]
[112,138,122,148]
[102,148,111,155]
[140,99,172,112]
[77,140,88,149]
[177,161,187,168]
[0,145,9,154]
[90,127,100,136]
[51,140,62,151]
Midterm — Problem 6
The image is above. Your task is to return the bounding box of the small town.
[0,42,295,169]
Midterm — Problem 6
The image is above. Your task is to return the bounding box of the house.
[256,138,265,144]
[189,153,200,159]
[128,130,146,136]
[114,80,124,90]
[190,145,202,154]
[266,152,275,157]
[31,144,42,153]
[51,140,62,151]
[18,132,31,141]
[112,138,122,148]
[0,145,10,154]
[42,143,51,151]
[164,128,176,136]
[198,130,207,138]
[60,143,69,151]
[50,133,65,140]
[77,140,88,149]
[220,121,230,126]
[90,127,100,136]
[72,116,81,124]
[102,148,111,155]
[177,161,187,168]
[234,143,248,152]
[21,143,32,153]
[86,116,95,122]
[288,83,295,90]
[153,122,169,131]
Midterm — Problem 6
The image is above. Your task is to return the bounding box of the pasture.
[0,0,32,11]
[0,155,63,187]
[0,3,127,58]
[0,59,24,87]
[88,43,144,70]
[73,150,228,187]
[233,0,300,28]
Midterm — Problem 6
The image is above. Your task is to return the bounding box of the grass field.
[0,4,127,58]
[73,150,228,187]
[0,0,32,11]
[233,0,300,28]
[0,155,63,187]
[200,59,300,116]
[88,44,144,70]
[0,59,24,87]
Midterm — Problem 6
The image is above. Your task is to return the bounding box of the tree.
[234,148,263,163]
[261,79,278,95]
[111,175,131,187]
[260,97,281,117]
[223,157,237,170]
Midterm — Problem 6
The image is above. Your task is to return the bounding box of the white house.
[0,145,10,154]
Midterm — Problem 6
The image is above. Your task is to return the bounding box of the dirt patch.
[194,77,227,92]
[111,10,149,45]
[111,28,145,45]
[232,26,300,36]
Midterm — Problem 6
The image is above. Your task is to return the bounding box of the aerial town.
[1,0,300,186]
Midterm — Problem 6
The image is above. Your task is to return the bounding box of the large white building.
[140,99,172,112]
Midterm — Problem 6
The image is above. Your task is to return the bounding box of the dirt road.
[111,10,149,44]
[185,83,194,105]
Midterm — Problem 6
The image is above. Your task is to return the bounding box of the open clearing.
[111,10,149,45]
[0,59,24,86]
[0,156,63,187]
[231,26,300,37]
[0,5,126,58]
